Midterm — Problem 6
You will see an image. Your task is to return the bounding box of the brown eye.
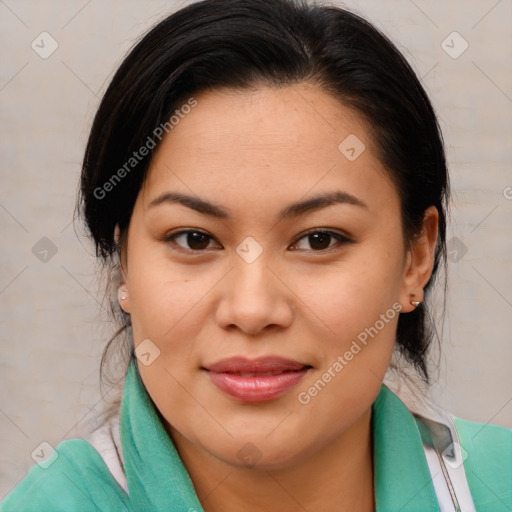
[165,230,218,252]
[292,230,353,251]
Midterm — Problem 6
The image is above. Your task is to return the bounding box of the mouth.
[202,356,312,403]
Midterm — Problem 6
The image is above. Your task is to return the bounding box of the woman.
[2,0,510,510]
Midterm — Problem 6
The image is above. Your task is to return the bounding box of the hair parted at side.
[77,0,449,386]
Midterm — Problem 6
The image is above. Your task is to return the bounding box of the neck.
[169,408,375,512]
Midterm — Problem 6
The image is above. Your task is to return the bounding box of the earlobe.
[118,285,131,313]
[118,286,128,303]
[114,224,131,313]
[399,206,439,313]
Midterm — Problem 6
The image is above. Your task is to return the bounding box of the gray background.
[1,0,511,497]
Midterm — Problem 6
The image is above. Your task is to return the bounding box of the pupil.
[310,233,330,250]
[188,232,209,250]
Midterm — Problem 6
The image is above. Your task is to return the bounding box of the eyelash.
[163,229,354,254]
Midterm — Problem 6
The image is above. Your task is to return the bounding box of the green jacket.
[2,360,511,511]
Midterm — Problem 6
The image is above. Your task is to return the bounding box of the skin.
[118,83,438,512]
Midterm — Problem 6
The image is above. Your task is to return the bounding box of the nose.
[215,255,294,336]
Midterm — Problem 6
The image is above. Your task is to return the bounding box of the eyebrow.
[148,190,367,220]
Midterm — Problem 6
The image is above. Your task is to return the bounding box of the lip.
[202,356,311,403]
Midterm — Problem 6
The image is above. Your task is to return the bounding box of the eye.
[164,228,353,254]
[164,230,220,252]
[291,230,353,252]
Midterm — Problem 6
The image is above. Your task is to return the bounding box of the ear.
[399,206,439,313]
[115,224,131,314]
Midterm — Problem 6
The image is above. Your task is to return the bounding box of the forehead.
[140,83,397,214]
[153,84,371,163]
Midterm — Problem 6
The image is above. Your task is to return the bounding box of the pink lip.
[203,357,311,403]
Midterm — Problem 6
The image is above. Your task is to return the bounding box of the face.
[119,83,436,470]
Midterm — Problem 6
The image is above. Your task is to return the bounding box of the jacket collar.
[120,360,204,511]
[372,382,440,511]
[120,359,439,511]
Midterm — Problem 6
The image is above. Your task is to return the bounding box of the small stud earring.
[410,300,420,307]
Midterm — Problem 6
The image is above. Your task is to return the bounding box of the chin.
[208,435,315,471]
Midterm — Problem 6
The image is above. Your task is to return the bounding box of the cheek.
[292,261,401,445]
[126,240,212,341]
[293,237,404,397]
[129,282,217,384]
[299,241,404,337]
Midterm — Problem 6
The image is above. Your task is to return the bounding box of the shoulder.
[454,416,512,509]
[0,438,129,512]
[381,383,512,509]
